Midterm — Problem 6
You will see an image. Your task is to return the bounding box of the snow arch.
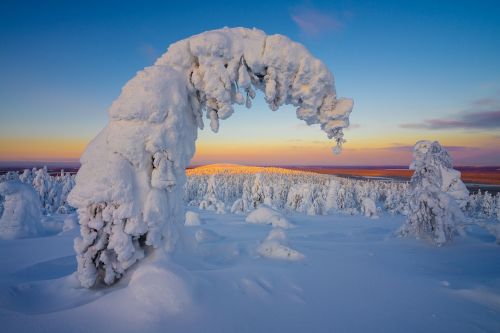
[68,28,353,287]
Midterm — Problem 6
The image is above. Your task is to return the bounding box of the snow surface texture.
[68,27,353,287]
[401,141,468,245]
[1,209,500,333]
[0,180,42,239]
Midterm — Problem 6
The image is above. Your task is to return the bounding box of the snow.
[361,196,379,219]
[246,205,292,229]
[257,228,305,261]
[185,211,203,226]
[0,180,43,239]
[1,208,499,332]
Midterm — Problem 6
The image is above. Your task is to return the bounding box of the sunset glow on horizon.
[1,1,499,166]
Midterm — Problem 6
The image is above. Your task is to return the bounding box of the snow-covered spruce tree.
[33,167,52,214]
[400,141,466,245]
[68,28,353,287]
[251,173,265,209]
[325,179,340,213]
[199,174,225,213]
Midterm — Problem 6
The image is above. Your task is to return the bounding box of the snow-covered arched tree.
[68,27,353,288]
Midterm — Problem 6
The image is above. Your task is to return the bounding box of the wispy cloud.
[381,144,477,152]
[400,97,500,130]
[290,6,343,37]
[138,43,159,62]
[345,123,361,130]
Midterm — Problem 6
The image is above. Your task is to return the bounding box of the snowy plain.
[0,207,499,333]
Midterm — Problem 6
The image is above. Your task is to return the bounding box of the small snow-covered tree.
[361,197,378,219]
[325,179,340,213]
[241,179,253,211]
[480,192,495,219]
[199,174,225,213]
[33,167,52,214]
[496,194,500,221]
[400,141,465,245]
[0,180,43,239]
[251,173,265,208]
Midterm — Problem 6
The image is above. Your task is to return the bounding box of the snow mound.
[0,180,43,239]
[246,206,291,229]
[257,228,304,261]
[230,198,246,214]
[62,214,78,232]
[195,228,224,242]
[121,259,192,319]
[185,211,203,226]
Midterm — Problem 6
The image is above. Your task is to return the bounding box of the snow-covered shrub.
[286,183,324,215]
[68,27,353,287]
[185,211,203,226]
[246,206,291,229]
[257,228,304,261]
[400,141,465,245]
[361,197,378,219]
[0,180,43,239]
[230,198,246,214]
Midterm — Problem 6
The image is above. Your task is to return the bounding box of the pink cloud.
[291,8,342,36]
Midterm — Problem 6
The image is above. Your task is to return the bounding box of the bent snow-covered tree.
[68,28,353,288]
[400,140,467,245]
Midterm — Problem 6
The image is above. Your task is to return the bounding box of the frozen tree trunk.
[400,141,466,245]
[68,27,353,288]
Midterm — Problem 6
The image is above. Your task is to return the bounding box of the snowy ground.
[0,209,499,333]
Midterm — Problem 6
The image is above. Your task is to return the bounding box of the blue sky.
[0,0,499,165]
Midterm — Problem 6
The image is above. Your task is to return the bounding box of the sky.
[0,0,499,166]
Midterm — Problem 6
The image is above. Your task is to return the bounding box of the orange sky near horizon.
[1,133,498,166]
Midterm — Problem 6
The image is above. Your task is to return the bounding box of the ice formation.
[68,27,353,287]
[0,180,43,239]
[400,141,467,245]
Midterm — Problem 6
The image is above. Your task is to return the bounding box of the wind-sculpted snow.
[67,27,353,287]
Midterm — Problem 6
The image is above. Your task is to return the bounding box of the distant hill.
[186,164,318,176]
